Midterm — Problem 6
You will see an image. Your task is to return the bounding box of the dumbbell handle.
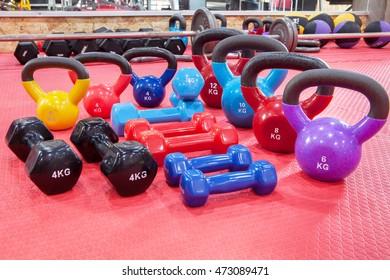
[24,131,48,151]
[164,132,220,153]
[91,134,115,158]
[189,154,241,173]
[138,106,185,123]
[207,171,255,194]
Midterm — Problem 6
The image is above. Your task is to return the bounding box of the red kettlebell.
[242,17,264,35]
[69,52,132,118]
[241,52,335,153]
[192,28,248,108]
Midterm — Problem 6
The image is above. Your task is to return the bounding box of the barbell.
[1,8,389,53]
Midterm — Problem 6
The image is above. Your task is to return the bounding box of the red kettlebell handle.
[191,28,245,72]
[241,52,334,117]
[70,52,132,97]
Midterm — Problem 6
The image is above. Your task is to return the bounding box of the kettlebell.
[191,28,245,108]
[70,52,132,118]
[241,52,334,152]
[123,47,177,108]
[214,13,227,28]
[242,18,264,34]
[283,69,389,181]
[22,57,90,130]
[212,35,288,128]
[168,13,188,46]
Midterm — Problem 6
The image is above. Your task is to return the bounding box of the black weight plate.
[191,7,218,53]
[269,17,298,52]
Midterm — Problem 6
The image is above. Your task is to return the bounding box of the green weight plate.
[269,17,298,52]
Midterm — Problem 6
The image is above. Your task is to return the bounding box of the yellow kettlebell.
[22,57,90,130]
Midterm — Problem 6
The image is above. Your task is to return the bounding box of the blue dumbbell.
[111,100,204,136]
[180,160,278,207]
[111,67,205,136]
[169,67,204,106]
[164,144,252,186]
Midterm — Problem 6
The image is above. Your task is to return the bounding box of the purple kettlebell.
[282,69,389,182]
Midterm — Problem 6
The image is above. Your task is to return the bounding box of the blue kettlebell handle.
[211,35,289,91]
[123,47,177,87]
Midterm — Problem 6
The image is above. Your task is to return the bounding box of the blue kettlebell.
[169,13,188,47]
[123,47,177,108]
[212,35,288,128]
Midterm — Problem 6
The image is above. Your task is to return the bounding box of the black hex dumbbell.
[14,41,39,65]
[70,117,158,197]
[5,117,82,195]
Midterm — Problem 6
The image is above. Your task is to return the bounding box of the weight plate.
[191,7,218,34]
[297,39,321,47]
[191,8,218,54]
[295,46,321,53]
[269,17,298,52]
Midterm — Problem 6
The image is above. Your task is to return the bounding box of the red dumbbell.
[124,112,216,141]
[137,123,239,166]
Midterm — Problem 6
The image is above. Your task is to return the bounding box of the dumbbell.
[14,41,39,65]
[5,117,82,195]
[93,27,124,54]
[137,123,239,166]
[22,57,90,130]
[124,112,216,141]
[164,144,252,186]
[123,47,177,108]
[111,98,205,137]
[71,32,100,55]
[180,160,277,207]
[70,117,158,197]
[70,52,132,118]
[169,67,205,106]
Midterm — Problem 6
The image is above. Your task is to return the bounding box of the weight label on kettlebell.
[94,103,102,113]
[270,128,281,140]
[51,168,71,178]
[144,92,152,101]
[238,103,247,114]
[208,83,218,95]
[317,156,329,171]
[129,171,147,181]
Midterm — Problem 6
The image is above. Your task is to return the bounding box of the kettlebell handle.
[191,28,244,56]
[72,52,132,96]
[123,47,177,86]
[241,52,334,110]
[283,69,389,143]
[242,18,264,30]
[169,13,186,30]
[21,57,90,105]
[283,69,389,119]
[212,35,289,89]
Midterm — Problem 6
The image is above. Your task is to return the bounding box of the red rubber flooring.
[0,41,389,260]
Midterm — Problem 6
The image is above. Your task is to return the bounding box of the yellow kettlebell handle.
[21,57,90,130]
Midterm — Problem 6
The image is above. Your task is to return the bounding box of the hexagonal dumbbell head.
[170,67,205,106]
[71,117,158,196]
[175,99,205,122]
[100,140,158,196]
[5,117,82,195]
[14,41,39,65]
[172,68,204,101]
[124,119,152,141]
[6,117,54,161]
